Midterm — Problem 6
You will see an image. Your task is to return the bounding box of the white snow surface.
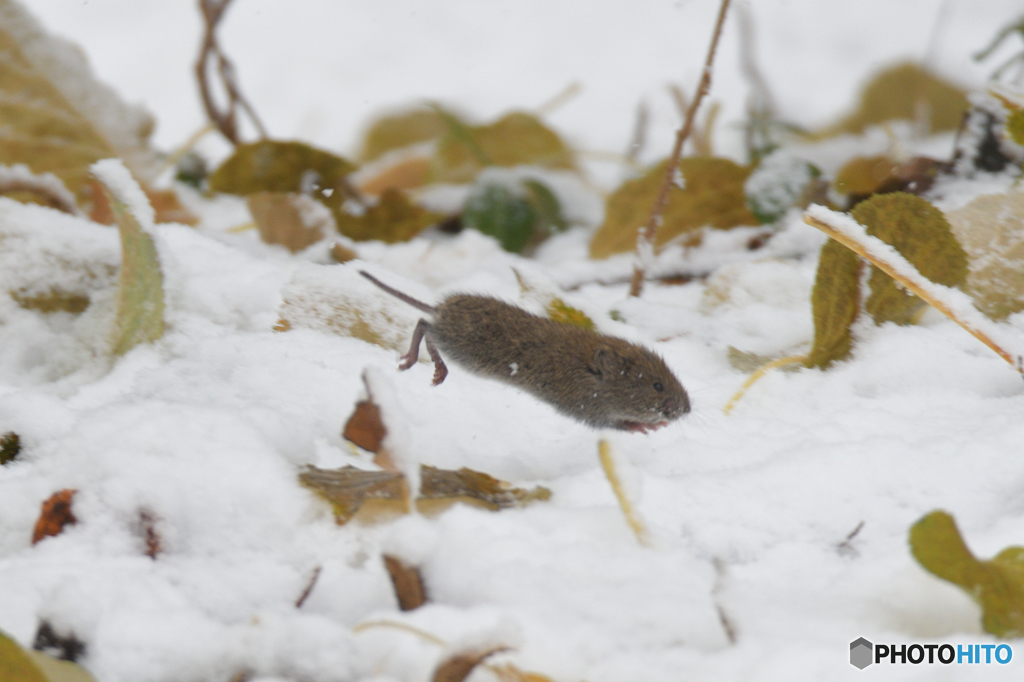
[2,2,1024,681]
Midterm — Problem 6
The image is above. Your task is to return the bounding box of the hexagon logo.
[850,637,873,669]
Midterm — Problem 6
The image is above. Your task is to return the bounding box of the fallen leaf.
[0,0,159,205]
[31,489,77,544]
[246,192,334,252]
[0,627,97,682]
[0,431,20,465]
[855,193,967,325]
[299,465,551,524]
[910,510,1024,638]
[10,289,90,314]
[383,554,427,611]
[136,509,161,559]
[88,181,197,226]
[946,187,1024,319]
[432,111,575,184]
[813,62,969,138]
[806,193,967,368]
[359,106,451,163]
[432,646,508,682]
[92,160,165,356]
[335,188,438,243]
[342,399,387,453]
[589,157,758,259]
[490,663,557,682]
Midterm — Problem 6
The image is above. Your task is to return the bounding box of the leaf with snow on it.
[92,159,164,356]
[277,264,424,353]
[744,150,818,224]
[0,0,158,204]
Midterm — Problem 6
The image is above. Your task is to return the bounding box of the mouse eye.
[653,382,664,392]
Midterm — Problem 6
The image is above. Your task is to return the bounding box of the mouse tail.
[359,270,435,313]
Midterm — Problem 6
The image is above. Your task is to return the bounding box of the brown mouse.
[359,270,690,433]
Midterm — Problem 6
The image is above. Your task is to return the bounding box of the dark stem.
[628,0,733,297]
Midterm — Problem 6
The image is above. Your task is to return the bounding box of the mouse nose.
[663,394,691,418]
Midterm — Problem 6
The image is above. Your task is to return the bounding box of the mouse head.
[586,343,690,433]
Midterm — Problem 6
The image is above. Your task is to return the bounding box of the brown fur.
[361,271,690,432]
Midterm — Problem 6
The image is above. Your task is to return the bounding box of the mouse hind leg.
[399,318,449,385]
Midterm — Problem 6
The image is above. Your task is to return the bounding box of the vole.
[359,270,690,433]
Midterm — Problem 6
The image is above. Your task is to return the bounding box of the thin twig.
[295,565,322,608]
[195,0,268,146]
[629,0,733,297]
[625,99,650,167]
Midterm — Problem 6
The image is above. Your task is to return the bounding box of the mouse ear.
[589,347,619,378]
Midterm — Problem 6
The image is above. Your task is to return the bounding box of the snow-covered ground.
[3,1,1024,680]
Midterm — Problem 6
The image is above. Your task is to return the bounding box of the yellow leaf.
[813,62,969,138]
[589,157,758,259]
[359,106,451,163]
[432,111,575,184]
[335,188,438,243]
[910,510,1024,638]
[0,629,97,682]
[0,0,158,204]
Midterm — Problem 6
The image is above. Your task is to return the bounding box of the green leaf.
[359,106,451,163]
[92,161,164,356]
[806,192,967,368]
[462,184,537,253]
[854,193,967,325]
[335,188,437,243]
[0,0,158,205]
[910,510,1024,638]
[744,151,820,224]
[806,239,863,369]
[0,629,96,682]
[589,157,759,259]
[432,111,575,184]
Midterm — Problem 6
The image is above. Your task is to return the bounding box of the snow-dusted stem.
[803,206,1023,373]
[628,0,732,298]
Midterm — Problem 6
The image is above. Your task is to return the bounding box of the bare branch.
[629,0,733,297]
[195,0,268,146]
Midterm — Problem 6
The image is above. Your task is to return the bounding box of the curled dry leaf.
[382,554,427,611]
[299,465,551,524]
[31,489,77,544]
[432,646,509,682]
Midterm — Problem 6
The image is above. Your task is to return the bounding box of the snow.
[2,2,1024,681]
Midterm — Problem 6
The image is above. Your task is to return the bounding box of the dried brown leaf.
[342,399,387,453]
[432,646,509,682]
[31,489,77,544]
[383,554,427,611]
[246,192,332,252]
[299,465,551,524]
